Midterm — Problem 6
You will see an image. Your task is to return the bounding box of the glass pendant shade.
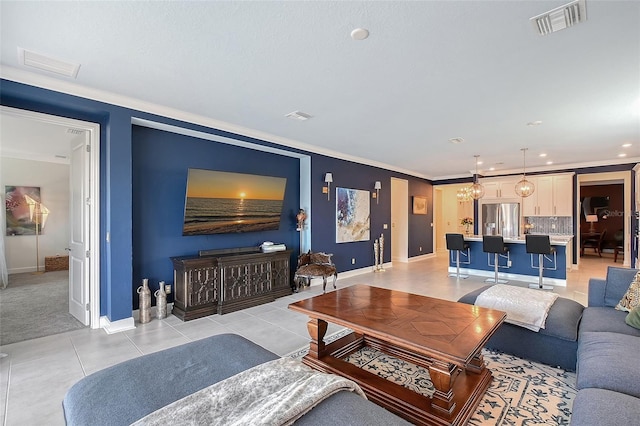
[469,182,485,200]
[469,155,484,200]
[515,148,534,198]
[515,178,535,198]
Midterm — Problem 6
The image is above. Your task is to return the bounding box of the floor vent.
[530,0,587,36]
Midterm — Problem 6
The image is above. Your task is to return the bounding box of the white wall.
[1,157,70,274]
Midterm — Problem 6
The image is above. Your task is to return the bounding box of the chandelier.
[456,186,472,202]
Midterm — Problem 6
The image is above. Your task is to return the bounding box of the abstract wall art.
[336,187,370,243]
[5,186,41,236]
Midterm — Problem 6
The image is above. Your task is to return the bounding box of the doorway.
[577,171,631,268]
[0,106,100,335]
[391,177,408,262]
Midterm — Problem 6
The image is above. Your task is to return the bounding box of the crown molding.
[0,66,429,180]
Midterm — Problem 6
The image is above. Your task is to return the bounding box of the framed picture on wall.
[5,186,42,236]
[412,196,427,215]
[336,187,370,243]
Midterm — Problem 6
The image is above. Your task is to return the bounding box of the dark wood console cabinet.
[171,248,292,321]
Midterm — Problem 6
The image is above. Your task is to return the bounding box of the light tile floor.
[0,251,622,425]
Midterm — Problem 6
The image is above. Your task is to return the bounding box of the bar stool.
[483,235,510,284]
[526,234,556,290]
[446,233,470,279]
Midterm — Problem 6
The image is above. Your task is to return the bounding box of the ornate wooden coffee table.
[289,284,506,426]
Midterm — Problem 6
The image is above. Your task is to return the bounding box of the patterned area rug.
[288,330,577,425]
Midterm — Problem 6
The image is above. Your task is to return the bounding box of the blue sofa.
[570,267,640,425]
[63,333,410,425]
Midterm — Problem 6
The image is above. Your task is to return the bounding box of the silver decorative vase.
[137,278,151,324]
[378,233,385,272]
[155,281,167,320]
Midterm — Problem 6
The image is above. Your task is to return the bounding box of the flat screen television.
[182,168,287,236]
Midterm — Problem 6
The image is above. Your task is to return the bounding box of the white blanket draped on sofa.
[132,357,365,426]
[475,284,559,332]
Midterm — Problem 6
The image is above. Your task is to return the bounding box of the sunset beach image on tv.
[182,169,287,235]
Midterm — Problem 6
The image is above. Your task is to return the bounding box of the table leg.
[429,360,458,415]
[306,318,328,359]
[466,351,485,374]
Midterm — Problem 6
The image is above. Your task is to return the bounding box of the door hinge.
[85,250,91,258]
[86,197,91,205]
[85,303,90,311]
[86,144,91,153]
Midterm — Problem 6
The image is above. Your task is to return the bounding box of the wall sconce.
[324,173,333,200]
[374,181,381,204]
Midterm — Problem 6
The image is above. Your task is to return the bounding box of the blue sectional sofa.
[63,333,410,425]
[570,267,640,425]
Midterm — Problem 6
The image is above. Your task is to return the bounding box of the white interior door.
[69,135,90,325]
[391,177,408,262]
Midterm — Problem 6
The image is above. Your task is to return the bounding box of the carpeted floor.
[288,331,577,425]
[0,270,86,345]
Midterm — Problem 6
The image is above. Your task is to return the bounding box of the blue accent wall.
[309,154,433,270]
[131,126,301,305]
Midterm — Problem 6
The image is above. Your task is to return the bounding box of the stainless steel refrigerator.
[481,203,520,238]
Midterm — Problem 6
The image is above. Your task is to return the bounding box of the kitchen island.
[448,235,573,286]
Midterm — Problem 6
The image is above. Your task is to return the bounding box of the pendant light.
[515,148,535,198]
[469,155,485,200]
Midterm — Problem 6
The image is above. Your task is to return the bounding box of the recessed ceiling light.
[622,143,632,148]
[477,161,483,165]
[527,121,543,126]
[539,153,547,157]
[448,137,464,144]
[489,167,495,171]
[351,28,370,40]
[546,161,553,165]
[285,111,312,121]
[618,153,627,157]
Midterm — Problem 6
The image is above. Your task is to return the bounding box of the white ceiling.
[1,1,638,179]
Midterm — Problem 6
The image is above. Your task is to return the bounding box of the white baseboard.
[8,266,38,274]
[408,253,436,263]
[100,316,135,334]
[303,263,393,286]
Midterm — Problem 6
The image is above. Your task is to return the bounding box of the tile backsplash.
[524,216,573,235]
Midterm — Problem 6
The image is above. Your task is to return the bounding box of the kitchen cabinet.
[522,173,573,217]
[480,177,520,200]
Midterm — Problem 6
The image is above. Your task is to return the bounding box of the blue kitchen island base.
[448,235,572,287]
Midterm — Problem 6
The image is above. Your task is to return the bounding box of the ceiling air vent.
[530,0,587,36]
[18,47,81,78]
[285,111,312,121]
